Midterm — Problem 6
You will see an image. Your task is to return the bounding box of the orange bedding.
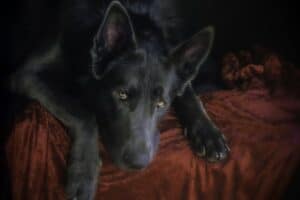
[5,87,300,200]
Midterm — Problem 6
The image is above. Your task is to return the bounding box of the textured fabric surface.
[5,87,300,200]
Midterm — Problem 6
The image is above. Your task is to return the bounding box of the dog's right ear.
[168,26,214,96]
[91,1,137,79]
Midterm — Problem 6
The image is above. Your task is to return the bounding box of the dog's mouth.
[98,122,160,171]
[116,162,150,171]
[108,140,160,171]
[109,152,153,171]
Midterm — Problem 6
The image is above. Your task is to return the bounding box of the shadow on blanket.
[5,80,300,199]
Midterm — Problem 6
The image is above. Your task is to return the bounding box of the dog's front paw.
[185,123,230,162]
[66,156,101,200]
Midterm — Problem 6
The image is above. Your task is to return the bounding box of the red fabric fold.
[5,88,300,200]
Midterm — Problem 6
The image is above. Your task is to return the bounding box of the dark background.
[185,0,299,64]
[1,0,299,68]
[1,0,299,199]
[214,1,297,62]
[219,0,298,63]
[0,0,299,77]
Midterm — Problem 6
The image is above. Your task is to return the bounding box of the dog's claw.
[183,128,188,137]
[196,146,206,157]
[221,133,227,141]
[218,152,227,160]
[225,143,231,152]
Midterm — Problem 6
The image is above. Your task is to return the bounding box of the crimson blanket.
[5,87,300,200]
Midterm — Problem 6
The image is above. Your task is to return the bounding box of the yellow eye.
[119,90,128,100]
[156,100,166,108]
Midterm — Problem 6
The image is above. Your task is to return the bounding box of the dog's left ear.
[91,1,137,79]
[169,26,214,95]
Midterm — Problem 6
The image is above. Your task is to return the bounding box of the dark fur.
[10,0,229,199]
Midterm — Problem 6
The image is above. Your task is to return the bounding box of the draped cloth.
[5,87,300,200]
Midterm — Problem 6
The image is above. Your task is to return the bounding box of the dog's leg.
[66,123,100,200]
[173,84,229,162]
[12,67,101,200]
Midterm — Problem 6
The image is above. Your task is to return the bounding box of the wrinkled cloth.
[5,87,300,200]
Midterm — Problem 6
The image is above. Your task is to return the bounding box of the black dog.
[10,0,229,199]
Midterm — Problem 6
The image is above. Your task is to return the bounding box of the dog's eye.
[156,100,166,108]
[118,90,128,100]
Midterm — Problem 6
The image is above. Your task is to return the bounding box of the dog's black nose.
[123,150,150,169]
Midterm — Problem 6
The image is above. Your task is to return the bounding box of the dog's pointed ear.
[91,1,137,79]
[169,26,214,95]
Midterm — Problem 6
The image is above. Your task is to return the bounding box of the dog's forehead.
[113,50,171,89]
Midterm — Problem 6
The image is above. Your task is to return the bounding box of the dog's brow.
[118,79,139,90]
[153,87,163,97]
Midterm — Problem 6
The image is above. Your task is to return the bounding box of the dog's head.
[89,1,213,170]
